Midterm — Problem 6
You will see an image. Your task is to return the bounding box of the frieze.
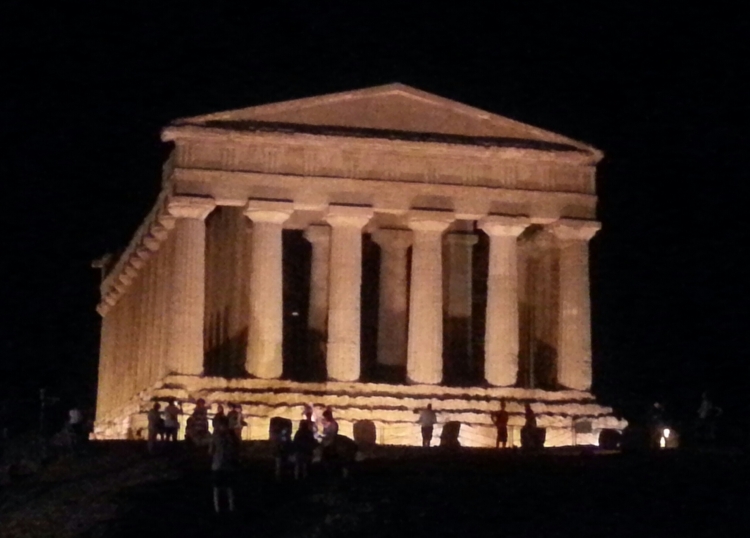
[173,136,596,194]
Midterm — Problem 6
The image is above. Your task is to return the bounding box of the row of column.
[163,196,599,391]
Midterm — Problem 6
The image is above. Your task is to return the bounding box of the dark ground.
[1,441,748,537]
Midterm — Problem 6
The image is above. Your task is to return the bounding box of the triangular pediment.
[173,84,599,156]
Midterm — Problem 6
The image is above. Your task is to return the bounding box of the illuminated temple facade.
[94,84,625,446]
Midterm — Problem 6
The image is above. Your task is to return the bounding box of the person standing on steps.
[417,403,438,447]
[163,399,182,443]
[491,399,510,448]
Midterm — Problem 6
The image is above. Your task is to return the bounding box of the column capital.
[479,215,530,237]
[325,204,373,229]
[408,210,454,234]
[167,196,216,220]
[244,199,293,224]
[549,219,601,241]
[372,228,412,250]
[304,224,331,245]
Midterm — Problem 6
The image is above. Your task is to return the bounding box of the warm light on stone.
[94,84,624,445]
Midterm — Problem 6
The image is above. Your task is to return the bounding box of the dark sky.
[1,4,747,430]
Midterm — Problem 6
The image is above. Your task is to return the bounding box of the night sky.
[1,4,747,434]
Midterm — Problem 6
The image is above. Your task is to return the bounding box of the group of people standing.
[146,399,246,454]
[273,404,352,480]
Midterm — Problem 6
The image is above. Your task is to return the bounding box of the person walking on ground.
[209,420,237,514]
[491,399,510,448]
[163,399,182,443]
[417,403,437,447]
[147,402,162,454]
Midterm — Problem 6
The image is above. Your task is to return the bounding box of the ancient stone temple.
[94,84,625,446]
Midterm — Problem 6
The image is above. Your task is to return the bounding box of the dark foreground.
[1,441,748,537]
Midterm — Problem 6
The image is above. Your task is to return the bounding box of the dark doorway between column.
[359,234,381,382]
[471,230,489,384]
[517,228,559,390]
[282,230,312,381]
[443,230,486,387]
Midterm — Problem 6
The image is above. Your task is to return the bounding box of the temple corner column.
[550,219,601,391]
[165,196,216,376]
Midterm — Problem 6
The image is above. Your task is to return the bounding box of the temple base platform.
[94,374,627,447]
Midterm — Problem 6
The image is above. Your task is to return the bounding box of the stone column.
[164,197,215,376]
[550,219,601,391]
[244,200,293,379]
[372,229,412,367]
[479,216,530,386]
[325,205,373,381]
[407,211,453,384]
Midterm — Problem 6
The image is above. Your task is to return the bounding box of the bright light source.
[663,428,670,439]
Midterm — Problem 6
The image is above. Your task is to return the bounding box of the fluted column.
[479,216,530,386]
[372,229,412,367]
[550,219,600,391]
[407,211,453,384]
[244,200,293,379]
[325,205,373,381]
[165,196,216,376]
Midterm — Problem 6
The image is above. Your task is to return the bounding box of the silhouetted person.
[187,398,209,447]
[272,419,294,480]
[212,404,228,431]
[319,408,340,466]
[163,399,182,442]
[226,403,242,439]
[68,406,85,448]
[147,402,162,454]
[209,420,237,513]
[491,400,510,448]
[696,391,722,443]
[521,403,539,449]
[417,404,437,447]
[293,419,318,480]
